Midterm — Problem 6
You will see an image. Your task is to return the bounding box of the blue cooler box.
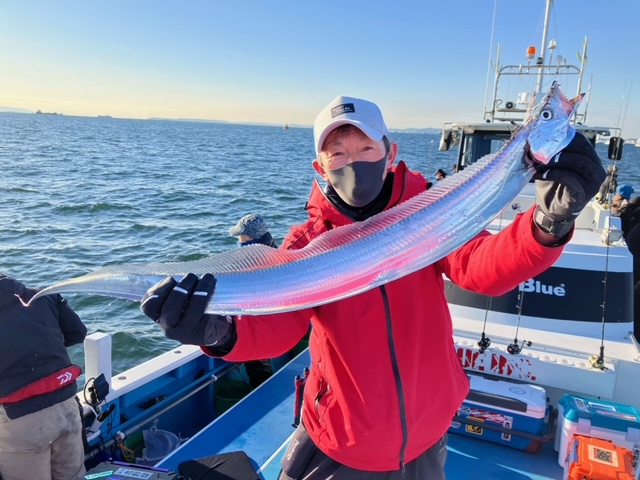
[556,394,640,468]
[449,375,548,451]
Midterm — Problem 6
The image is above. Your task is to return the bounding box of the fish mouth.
[522,143,538,170]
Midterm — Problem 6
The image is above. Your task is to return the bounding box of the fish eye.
[540,108,554,120]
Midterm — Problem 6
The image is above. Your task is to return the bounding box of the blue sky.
[1,1,639,137]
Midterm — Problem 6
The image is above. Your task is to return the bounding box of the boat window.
[458,133,510,169]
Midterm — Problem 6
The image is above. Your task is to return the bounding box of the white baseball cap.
[313,96,389,155]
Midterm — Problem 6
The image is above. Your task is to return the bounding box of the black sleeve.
[626,223,640,258]
[56,294,87,347]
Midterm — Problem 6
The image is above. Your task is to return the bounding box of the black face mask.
[325,156,388,207]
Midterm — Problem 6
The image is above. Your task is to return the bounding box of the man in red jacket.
[141,96,604,479]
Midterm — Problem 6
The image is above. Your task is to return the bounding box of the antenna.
[482,0,500,119]
[535,0,553,94]
[576,36,588,97]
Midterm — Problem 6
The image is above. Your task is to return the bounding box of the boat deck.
[258,432,564,480]
[157,350,311,474]
[156,349,567,479]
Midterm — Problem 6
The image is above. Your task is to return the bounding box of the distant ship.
[97,115,112,119]
[283,123,289,130]
[35,110,61,115]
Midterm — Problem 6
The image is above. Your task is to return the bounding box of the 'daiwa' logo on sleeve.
[519,278,566,297]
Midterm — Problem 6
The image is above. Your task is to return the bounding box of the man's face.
[312,125,398,207]
[317,127,388,171]
[313,126,396,177]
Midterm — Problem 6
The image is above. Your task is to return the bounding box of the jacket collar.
[305,161,427,229]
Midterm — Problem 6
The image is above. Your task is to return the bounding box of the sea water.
[1,112,639,375]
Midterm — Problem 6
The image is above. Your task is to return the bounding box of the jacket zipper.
[380,285,408,475]
[314,378,329,422]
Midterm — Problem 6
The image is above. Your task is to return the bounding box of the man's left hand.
[533,132,606,241]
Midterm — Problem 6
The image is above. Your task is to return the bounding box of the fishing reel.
[83,374,115,441]
[589,346,608,371]
[477,334,491,354]
[86,373,109,406]
[507,339,532,355]
[589,355,607,370]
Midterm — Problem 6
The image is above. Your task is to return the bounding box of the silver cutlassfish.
[29,82,582,315]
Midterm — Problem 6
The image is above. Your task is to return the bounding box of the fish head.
[526,81,584,165]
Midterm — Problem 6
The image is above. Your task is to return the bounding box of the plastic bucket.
[214,380,252,414]
[140,427,179,465]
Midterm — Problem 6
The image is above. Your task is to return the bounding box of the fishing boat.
[77,2,640,479]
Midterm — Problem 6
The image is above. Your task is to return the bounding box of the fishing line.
[616,78,633,136]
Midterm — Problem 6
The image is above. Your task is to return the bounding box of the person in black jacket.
[0,274,87,480]
[610,187,640,342]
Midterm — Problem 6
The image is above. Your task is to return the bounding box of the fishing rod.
[591,155,629,370]
[588,209,619,371]
[507,284,532,355]
[476,207,508,354]
[589,78,635,369]
[475,201,532,356]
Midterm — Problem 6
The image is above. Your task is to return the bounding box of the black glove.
[533,132,606,239]
[140,273,236,348]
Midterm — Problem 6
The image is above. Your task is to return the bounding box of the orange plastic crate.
[565,435,635,480]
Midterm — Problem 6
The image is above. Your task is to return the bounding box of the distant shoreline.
[0,110,441,134]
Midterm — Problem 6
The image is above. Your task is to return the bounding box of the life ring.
[505,101,515,109]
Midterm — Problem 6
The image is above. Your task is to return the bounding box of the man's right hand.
[141,273,236,348]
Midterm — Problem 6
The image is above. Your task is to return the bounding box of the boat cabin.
[440,122,623,173]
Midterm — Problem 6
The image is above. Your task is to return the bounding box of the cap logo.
[331,103,355,118]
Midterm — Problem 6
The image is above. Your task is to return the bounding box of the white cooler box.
[555,393,640,468]
[449,375,549,451]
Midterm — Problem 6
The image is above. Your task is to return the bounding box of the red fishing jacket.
[205,161,564,471]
